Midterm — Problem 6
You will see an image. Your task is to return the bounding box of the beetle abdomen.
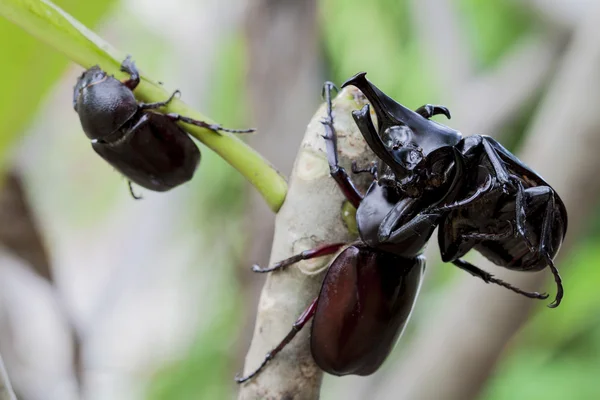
[92,113,200,191]
[311,246,425,376]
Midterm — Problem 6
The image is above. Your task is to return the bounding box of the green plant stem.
[0,0,288,212]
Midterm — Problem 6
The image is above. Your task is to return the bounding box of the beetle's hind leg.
[120,55,140,91]
[165,113,255,134]
[452,258,549,300]
[235,298,318,384]
[321,81,364,208]
[415,104,451,120]
[252,242,346,273]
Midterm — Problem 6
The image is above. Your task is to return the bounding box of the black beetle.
[343,72,566,307]
[235,83,464,383]
[237,74,567,383]
[73,56,254,198]
[429,135,567,307]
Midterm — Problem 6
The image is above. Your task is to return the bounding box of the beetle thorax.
[75,76,139,140]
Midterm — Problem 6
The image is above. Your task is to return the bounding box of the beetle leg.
[127,181,142,200]
[379,149,465,242]
[514,182,536,253]
[380,210,441,244]
[139,90,181,110]
[452,259,549,300]
[480,136,517,190]
[539,192,563,307]
[515,185,564,308]
[415,104,451,120]
[462,229,513,241]
[428,173,494,213]
[120,55,140,91]
[351,160,379,180]
[164,113,255,134]
[252,242,346,273]
[321,81,364,208]
[235,298,319,384]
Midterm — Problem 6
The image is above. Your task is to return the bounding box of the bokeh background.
[0,0,599,399]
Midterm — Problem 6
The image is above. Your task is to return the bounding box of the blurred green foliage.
[145,33,249,400]
[321,0,598,399]
[2,0,597,399]
[458,0,535,68]
[0,0,116,173]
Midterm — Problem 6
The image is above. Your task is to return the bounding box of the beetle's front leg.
[120,55,140,91]
[321,81,364,208]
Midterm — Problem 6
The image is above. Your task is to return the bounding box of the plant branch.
[238,87,374,399]
[0,0,287,212]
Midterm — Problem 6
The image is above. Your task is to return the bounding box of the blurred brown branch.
[0,171,83,396]
[409,0,474,92]
[238,0,322,391]
[370,5,600,400]
[243,0,323,270]
[450,31,565,136]
[0,173,51,282]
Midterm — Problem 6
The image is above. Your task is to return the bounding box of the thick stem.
[0,0,287,212]
[238,87,374,399]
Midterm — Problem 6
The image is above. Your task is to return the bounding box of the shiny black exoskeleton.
[73,56,253,197]
[236,83,461,383]
[342,72,566,308]
[237,73,567,383]
[431,135,567,307]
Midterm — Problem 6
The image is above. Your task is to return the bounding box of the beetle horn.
[341,72,422,129]
[351,104,400,172]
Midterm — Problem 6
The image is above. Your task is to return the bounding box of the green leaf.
[0,0,288,212]
[0,0,115,172]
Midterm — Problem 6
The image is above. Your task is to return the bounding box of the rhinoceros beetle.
[429,135,567,307]
[236,83,486,383]
[343,72,566,308]
[73,56,254,198]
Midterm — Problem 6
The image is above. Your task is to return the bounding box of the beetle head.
[73,66,106,110]
[382,125,424,172]
[342,72,461,182]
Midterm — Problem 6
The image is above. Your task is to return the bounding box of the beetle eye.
[403,149,423,169]
[383,126,411,148]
